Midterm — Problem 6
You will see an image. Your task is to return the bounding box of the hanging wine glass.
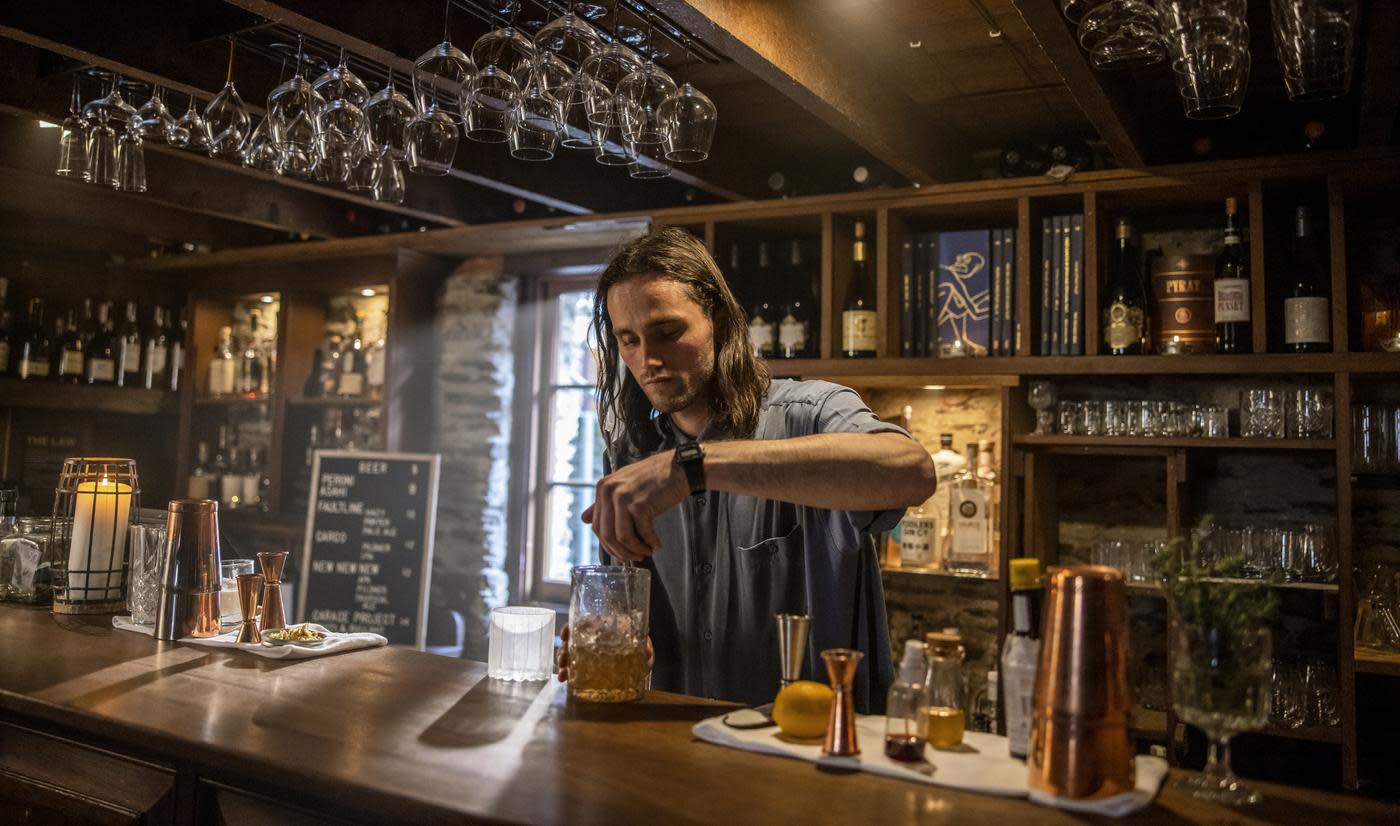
[56,76,90,181]
[266,38,324,179]
[510,59,566,161]
[628,146,671,180]
[464,65,521,143]
[473,24,538,81]
[347,132,381,191]
[579,40,641,128]
[85,120,119,188]
[241,117,280,172]
[534,8,600,71]
[204,41,252,158]
[170,92,211,152]
[558,71,604,148]
[312,50,370,171]
[589,96,634,166]
[116,129,147,193]
[373,146,407,203]
[617,61,676,145]
[414,0,476,125]
[364,70,416,160]
[658,43,716,163]
[405,101,459,175]
[135,85,176,143]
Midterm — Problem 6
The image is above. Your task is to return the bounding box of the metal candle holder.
[51,458,140,615]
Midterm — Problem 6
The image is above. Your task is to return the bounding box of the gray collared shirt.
[608,379,908,713]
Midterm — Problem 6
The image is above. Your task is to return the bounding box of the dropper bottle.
[884,639,929,762]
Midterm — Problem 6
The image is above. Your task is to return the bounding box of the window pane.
[549,387,605,483]
[542,484,600,584]
[554,288,597,386]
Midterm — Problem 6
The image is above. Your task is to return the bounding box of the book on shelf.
[1041,217,1053,356]
[898,226,1014,358]
[1070,214,1084,356]
[936,229,992,357]
[991,230,1004,356]
[1038,213,1085,356]
[901,239,914,357]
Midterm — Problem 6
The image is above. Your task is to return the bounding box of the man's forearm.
[702,432,937,512]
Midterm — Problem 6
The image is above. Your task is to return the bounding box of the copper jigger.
[154,499,222,640]
[821,648,863,757]
[1028,565,1134,800]
[234,573,264,644]
[257,551,289,631]
[776,613,811,687]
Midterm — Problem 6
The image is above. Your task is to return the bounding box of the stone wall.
[430,257,517,659]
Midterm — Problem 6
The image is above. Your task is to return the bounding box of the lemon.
[772,680,833,739]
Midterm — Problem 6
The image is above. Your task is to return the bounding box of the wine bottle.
[1214,198,1251,354]
[778,240,810,359]
[84,301,116,386]
[117,300,142,387]
[842,221,877,358]
[142,306,170,390]
[337,312,366,397]
[56,309,84,383]
[1283,206,1330,353]
[748,243,776,358]
[17,299,51,381]
[1102,218,1147,355]
[366,309,387,398]
[208,325,237,396]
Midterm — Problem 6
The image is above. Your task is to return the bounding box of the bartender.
[559,228,937,713]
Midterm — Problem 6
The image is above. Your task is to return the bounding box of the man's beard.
[644,376,704,414]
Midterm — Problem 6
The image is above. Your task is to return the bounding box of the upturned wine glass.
[135,85,176,143]
[170,93,211,152]
[1028,381,1058,434]
[372,147,406,203]
[405,102,459,175]
[658,80,716,163]
[558,71,604,148]
[205,80,251,158]
[347,132,381,191]
[56,77,90,181]
[473,25,538,82]
[617,60,676,146]
[413,40,475,125]
[312,55,369,164]
[464,65,521,144]
[115,129,147,193]
[534,9,600,71]
[364,74,416,161]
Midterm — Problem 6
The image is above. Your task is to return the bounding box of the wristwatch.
[674,442,706,496]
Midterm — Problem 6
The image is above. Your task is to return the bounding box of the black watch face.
[678,443,702,462]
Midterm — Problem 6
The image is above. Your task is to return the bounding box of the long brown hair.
[592,227,770,461]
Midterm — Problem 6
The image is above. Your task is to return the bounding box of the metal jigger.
[1028,565,1134,800]
[776,613,811,687]
[234,573,264,644]
[257,551,289,631]
[821,648,863,757]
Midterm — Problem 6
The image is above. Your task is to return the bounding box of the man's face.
[607,274,715,416]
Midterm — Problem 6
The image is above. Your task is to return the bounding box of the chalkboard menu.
[297,450,441,648]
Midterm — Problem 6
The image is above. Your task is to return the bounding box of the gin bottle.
[944,443,992,576]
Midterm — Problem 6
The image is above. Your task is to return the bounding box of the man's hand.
[582,449,688,562]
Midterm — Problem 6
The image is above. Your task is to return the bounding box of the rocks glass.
[568,565,650,703]
[126,523,167,625]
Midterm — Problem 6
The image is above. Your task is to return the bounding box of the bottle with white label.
[778,239,811,359]
[1213,197,1251,354]
[898,502,937,569]
[930,433,965,553]
[116,301,142,386]
[944,443,992,577]
[1283,205,1330,353]
[143,306,170,390]
[842,221,877,357]
[1001,558,1043,759]
[747,242,776,358]
[208,325,237,396]
[187,441,213,499]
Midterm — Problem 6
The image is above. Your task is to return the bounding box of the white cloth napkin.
[113,615,387,660]
[692,713,1168,818]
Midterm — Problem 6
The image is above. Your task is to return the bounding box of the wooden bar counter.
[0,604,1395,825]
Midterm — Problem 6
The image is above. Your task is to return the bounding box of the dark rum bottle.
[1214,198,1251,354]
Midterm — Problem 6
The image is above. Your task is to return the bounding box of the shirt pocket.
[733,524,807,619]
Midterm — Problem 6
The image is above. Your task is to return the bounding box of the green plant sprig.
[1151,515,1280,631]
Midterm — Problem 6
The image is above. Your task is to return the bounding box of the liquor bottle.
[213,427,236,507]
[778,240,811,359]
[304,348,325,398]
[944,443,992,577]
[747,243,776,358]
[60,308,89,384]
[169,306,186,392]
[977,438,1001,554]
[78,298,97,352]
[922,631,967,749]
[1000,558,1043,760]
[884,639,929,762]
[337,312,366,397]
[142,306,170,390]
[1283,206,1330,353]
[322,336,344,397]
[85,303,118,389]
[237,310,262,396]
[930,433,965,553]
[208,325,237,396]
[366,310,387,399]
[1102,217,1147,355]
[842,221,877,358]
[116,301,142,387]
[187,441,213,499]
[1214,198,1251,354]
[899,501,937,569]
[241,446,263,510]
[0,277,11,376]
[17,299,51,381]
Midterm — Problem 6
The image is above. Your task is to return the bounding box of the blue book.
[1040,218,1053,355]
[936,229,992,357]
[1070,214,1084,356]
[901,239,914,356]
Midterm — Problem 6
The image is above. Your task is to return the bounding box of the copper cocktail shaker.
[257,551,289,631]
[776,613,811,687]
[153,499,222,640]
[1027,565,1134,800]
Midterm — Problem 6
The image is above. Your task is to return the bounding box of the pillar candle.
[66,478,133,601]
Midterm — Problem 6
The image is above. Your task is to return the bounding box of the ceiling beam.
[1009,0,1147,168]
[1357,0,1400,146]
[651,0,962,184]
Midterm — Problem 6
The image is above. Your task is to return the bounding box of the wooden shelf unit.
[1354,649,1400,678]
[0,378,177,416]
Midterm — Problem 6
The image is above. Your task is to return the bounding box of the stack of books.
[899,228,1017,357]
[1039,214,1086,356]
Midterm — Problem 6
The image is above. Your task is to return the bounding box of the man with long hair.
[560,228,937,712]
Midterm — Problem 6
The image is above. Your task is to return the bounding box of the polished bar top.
[0,604,1395,825]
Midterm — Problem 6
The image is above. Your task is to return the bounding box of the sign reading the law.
[298,450,440,648]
